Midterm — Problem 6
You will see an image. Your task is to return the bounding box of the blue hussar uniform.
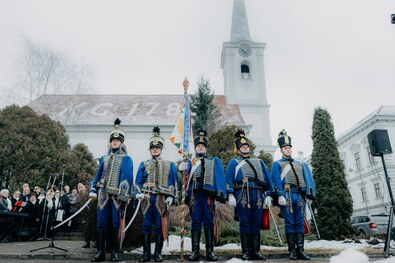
[184,128,226,262]
[272,130,316,261]
[135,127,178,263]
[226,129,274,261]
[89,118,134,263]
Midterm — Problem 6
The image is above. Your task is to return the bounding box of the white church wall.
[68,125,186,177]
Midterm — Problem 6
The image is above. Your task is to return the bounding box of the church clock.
[239,44,252,57]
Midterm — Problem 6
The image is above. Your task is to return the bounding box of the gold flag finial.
[183,77,189,94]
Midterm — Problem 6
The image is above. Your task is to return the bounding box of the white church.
[29,0,275,169]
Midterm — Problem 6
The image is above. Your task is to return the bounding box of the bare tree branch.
[7,35,95,105]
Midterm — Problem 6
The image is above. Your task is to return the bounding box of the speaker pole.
[380,153,395,258]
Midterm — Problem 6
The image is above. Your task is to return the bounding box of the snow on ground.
[125,235,395,262]
[329,249,395,263]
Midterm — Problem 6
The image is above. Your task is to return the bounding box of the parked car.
[351,214,381,236]
[351,214,395,237]
[371,214,391,235]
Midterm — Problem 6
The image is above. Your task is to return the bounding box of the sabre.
[268,206,283,245]
[53,197,92,229]
[308,203,320,240]
[123,199,141,233]
[119,201,128,250]
[161,203,170,247]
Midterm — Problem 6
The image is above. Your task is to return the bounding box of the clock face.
[239,44,252,57]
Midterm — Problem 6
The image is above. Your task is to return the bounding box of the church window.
[241,64,250,79]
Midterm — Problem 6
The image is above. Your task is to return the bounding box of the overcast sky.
[1,0,395,159]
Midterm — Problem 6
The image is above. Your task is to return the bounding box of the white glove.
[306,198,313,205]
[178,162,188,171]
[278,195,286,206]
[165,196,173,206]
[264,196,272,207]
[136,193,145,200]
[89,192,97,199]
[228,194,236,207]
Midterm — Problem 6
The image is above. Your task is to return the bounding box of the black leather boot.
[250,233,266,260]
[111,230,119,262]
[91,230,106,262]
[296,232,310,260]
[204,228,218,261]
[285,233,297,260]
[240,234,251,261]
[188,230,201,261]
[154,234,164,262]
[139,233,152,262]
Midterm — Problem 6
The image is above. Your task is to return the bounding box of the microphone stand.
[60,165,65,196]
[58,165,66,232]
[30,224,68,253]
[53,166,65,236]
[37,174,54,241]
[31,172,68,253]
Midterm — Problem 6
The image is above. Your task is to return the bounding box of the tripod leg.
[30,228,68,253]
[384,207,394,258]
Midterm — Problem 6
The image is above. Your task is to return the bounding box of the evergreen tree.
[311,107,354,240]
[66,143,97,187]
[0,105,96,191]
[190,76,218,135]
[208,125,256,170]
[257,150,273,171]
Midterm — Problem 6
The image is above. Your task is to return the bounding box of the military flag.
[169,92,194,158]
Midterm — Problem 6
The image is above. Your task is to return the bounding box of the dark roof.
[28,94,245,126]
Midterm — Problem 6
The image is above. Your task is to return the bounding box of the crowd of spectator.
[0,182,96,247]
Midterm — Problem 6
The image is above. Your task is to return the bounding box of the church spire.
[230,0,252,42]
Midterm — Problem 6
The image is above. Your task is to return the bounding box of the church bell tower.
[221,0,275,155]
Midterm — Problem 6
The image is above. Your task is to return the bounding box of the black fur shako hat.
[149,126,165,149]
[194,128,209,148]
[277,129,292,148]
[109,118,126,143]
[234,129,250,151]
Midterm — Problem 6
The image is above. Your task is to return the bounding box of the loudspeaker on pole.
[367,129,392,156]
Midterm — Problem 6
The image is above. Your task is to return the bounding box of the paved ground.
[1,259,333,263]
[0,240,391,262]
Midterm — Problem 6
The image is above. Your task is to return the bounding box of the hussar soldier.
[89,118,134,262]
[180,128,227,262]
[226,129,274,261]
[135,127,178,262]
[272,130,316,260]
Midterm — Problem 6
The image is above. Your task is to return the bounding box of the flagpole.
[180,77,189,262]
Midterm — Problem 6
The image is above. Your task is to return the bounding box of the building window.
[355,152,361,171]
[241,64,250,79]
[361,187,367,202]
[374,183,382,198]
[367,147,374,165]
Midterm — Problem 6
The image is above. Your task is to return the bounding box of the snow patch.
[330,249,369,263]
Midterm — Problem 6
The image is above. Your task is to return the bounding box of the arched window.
[241,64,250,79]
